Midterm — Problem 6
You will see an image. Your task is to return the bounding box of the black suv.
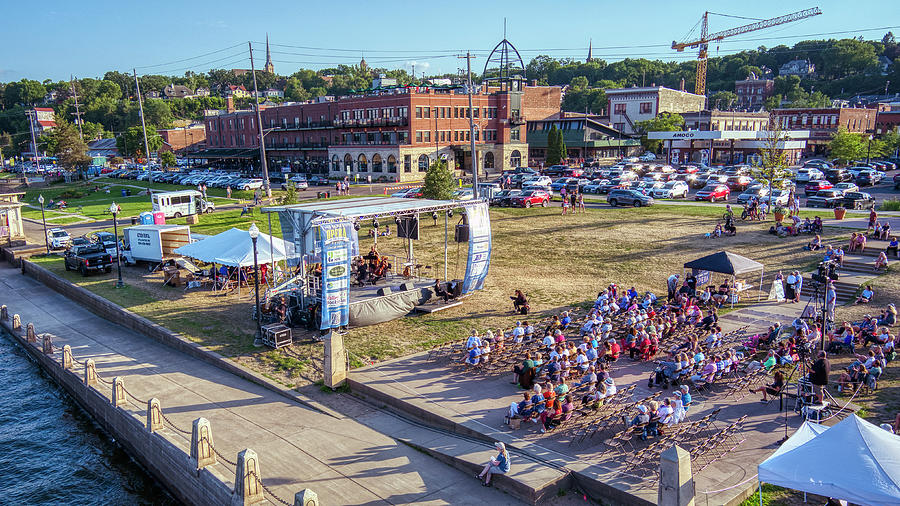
[824,168,852,183]
[607,189,654,207]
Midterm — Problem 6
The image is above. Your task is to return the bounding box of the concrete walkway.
[0,263,522,505]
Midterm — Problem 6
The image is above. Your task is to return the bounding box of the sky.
[1,0,898,82]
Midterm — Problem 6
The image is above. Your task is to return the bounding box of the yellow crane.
[673,7,822,96]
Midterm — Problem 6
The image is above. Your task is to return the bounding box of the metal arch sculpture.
[482,38,526,88]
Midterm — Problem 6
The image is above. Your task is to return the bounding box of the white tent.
[174,227,287,267]
[758,415,900,506]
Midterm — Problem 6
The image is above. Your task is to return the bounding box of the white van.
[151,190,214,218]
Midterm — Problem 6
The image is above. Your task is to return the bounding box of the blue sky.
[1,0,896,82]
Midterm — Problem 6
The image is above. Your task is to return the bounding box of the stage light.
[431,211,438,221]
[372,218,379,229]
[353,220,360,231]
[447,209,453,218]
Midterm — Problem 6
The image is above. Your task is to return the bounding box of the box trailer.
[122,224,192,265]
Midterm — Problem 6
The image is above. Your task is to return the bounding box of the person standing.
[577,192,585,213]
[825,280,837,324]
[809,351,830,405]
[784,272,796,302]
[226,185,232,199]
[667,273,679,302]
[868,208,878,234]
[253,188,260,206]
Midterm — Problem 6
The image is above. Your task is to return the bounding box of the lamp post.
[110,202,124,288]
[249,223,262,347]
[38,194,49,254]
[866,134,873,165]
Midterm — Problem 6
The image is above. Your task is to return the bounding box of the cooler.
[153,211,166,225]
[139,212,154,225]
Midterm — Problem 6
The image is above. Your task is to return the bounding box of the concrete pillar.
[26,323,36,342]
[113,377,127,407]
[294,489,318,506]
[147,398,163,432]
[42,334,53,354]
[191,417,217,470]
[658,445,695,506]
[62,345,73,370]
[323,330,347,389]
[12,313,21,331]
[0,305,7,321]
[232,448,264,506]
[84,359,98,387]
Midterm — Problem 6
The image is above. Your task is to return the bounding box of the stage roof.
[263,197,479,223]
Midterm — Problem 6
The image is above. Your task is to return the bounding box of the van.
[151,190,214,218]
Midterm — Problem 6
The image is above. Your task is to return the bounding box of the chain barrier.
[160,411,192,435]
[249,470,292,506]
[121,384,148,406]
[95,374,114,386]
[203,436,238,467]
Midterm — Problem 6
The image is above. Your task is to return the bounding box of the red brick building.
[771,107,878,154]
[158,125,207,154]
[202,84,561,181]
[734,75,774,111]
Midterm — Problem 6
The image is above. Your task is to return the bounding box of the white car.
[650,181,689,199]
[281,178,309,190]
[239,179,265,191]
[451,188,474,201]
[47,228,71,249]
[522,175,552,188]
[833,182,859,193]
[795,167,824,183]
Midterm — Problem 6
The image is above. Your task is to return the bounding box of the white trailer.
[151,190,215,218]
[122,224,192,265]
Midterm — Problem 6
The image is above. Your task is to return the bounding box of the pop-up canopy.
[174,227,287,267]
[683,251,763,275]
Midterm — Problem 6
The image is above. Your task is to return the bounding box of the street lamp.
[38,194,49,254]
[109,202,124,288]
[249,223,262,347]
[866,135,874,165]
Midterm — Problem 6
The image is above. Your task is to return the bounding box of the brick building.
[682,111,770,132]
[734,74,774,111]
[201,84,561,181]
[876,110,900,135]
[772,107,878,154]
[158,124,207,154]
[606,86,705,136]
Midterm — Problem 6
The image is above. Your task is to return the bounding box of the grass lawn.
[20,206,71,221]
[45,216,92,225]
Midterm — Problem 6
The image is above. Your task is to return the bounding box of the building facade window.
[613,103,626,114]
[372,153,382,172]
[332,155,340,171]
[484,151,494,168]
[416,131,423,143]
[344,153,353,171]
[639,102,652,114]
[509,150,521,168]
[358,153,368,172]
[387,155,397,173]
[510,128,520,141]
[404,154,411,172]
[418,154,429,172]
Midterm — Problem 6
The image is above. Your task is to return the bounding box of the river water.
[0,331,176,505]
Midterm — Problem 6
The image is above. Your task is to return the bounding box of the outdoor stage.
[347,302,845,506]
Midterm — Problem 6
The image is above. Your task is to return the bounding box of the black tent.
[683,251,764,305]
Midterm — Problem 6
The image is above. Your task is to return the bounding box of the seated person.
[560,311,572,329]
[433,279,450,302]
[886,236,899,259]
[874,251,889,271]
[762,350,778,372]
[813,216,823,234]
[508,392,532,421]
[748,370,785,401]
[878,304,897,327]
[833,245,845,266]
[856,285,875,304]
[879,222,891,241]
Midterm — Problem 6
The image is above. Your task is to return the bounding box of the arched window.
[418,154,429,172]
[509,150,521,168]
[332,155,340,172]
[372,153,383,172]
[484,151,495,169]
[387,155,397,173]
[344,154,353,171]
[358,153,368,172]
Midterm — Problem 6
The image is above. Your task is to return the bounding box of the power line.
[134,42,246,69]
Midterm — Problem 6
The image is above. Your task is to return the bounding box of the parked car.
[68,236,91,251]
[89,231,123,258]
[522,175,552,188]
[598,179,623,194]
[855,170,882,186]
[64,243,113,276]
[694,184,730,202]
[726,175,753,192]
[582,179,607,194]
[824,168,852,183]
[510,190,550,208]
[541,165,570,178]
[840,191,876,210]
[391,187,420,198]
[522,184,553,197]
[281,179,309,190]
[736,186,769,205]
[47,228,71,249]
[894,173,900,190]
[607,189,654,207]
[632,181,664,196]
[549,177,576,192]
[795,167,824,183]
[804,180,833,196]
[650,181,689,199]
[806,189,845,208]
[308,176,330,186]
[833,182,859,193]
[489,189,521,207]
[451,188,474,201]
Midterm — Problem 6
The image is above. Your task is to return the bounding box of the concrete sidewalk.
[0,263,523,505]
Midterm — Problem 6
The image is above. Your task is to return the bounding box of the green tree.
[635,112,684,152]
[50,119,91,170]
[557,130,568,163]
[2,79,47,107]
[117,125,162,159]
[280,182,299,205]
[822,39,878,79]
[80,121,106,141]
[879,130,900,157]
[545,125,560,165]
[829,128,866,164]
[750,123,794,206]
[159,151,176,168]
[422,159,455,200]
[709,91,737,110]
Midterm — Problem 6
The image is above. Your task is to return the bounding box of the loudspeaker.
[400,282,414,291]
[397,217,419,240]
[454,223,469,242]
[377,287,392,296]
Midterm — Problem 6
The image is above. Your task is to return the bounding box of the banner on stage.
[462,202,492,294]
[319,221,352,329]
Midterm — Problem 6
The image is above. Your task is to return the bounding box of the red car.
[511,190,550,208]
[694,184,730,202]
[804,180,833,196]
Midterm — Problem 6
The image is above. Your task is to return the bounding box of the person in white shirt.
[511,322,525,341]
[657,398,675,424]
[542,332,555,350]
[466,331,482,349]
[600,377,617,398]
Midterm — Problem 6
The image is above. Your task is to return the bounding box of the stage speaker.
[397,217,419,240]
[400,282,414,291]
[454,223,469,243]
[377,287,392,296]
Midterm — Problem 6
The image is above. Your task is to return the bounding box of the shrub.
[881,199,900,212]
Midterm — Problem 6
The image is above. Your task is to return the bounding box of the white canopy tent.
[757,415,900,506]
[174,227,287,267]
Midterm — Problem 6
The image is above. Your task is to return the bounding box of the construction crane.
[673,7,822,96]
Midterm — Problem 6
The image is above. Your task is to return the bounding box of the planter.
[834,207,847,220]
[774,212,785,223]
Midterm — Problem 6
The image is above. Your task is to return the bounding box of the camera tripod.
[799,281,834,350]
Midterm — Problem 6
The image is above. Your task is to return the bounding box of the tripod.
[777,355,812,445]
[800,282,833,351]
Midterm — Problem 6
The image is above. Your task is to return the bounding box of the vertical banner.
[670,149,680,164]
[319,221,353,330]
[277,210,299,267]
[462,202,492,294]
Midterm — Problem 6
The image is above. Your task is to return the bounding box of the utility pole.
[70,76,84,139]
[460,52,478,199]
[133,69,152,179]
[26,109,40,170]
[249,41,271,198]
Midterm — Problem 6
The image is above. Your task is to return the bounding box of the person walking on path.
[226,185,232,199]
[476,442,510,486]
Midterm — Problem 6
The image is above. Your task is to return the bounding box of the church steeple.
[264,34,274,73]
[587,38,593,63]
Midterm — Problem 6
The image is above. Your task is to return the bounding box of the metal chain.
[95,374,114,386]
[203,437,238,467]
[121,384,148,405]
[249,470,291,506]
[160,411,192,435]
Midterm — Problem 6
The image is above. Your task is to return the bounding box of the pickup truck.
[840,191,876,210]
[64,244,113,276]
